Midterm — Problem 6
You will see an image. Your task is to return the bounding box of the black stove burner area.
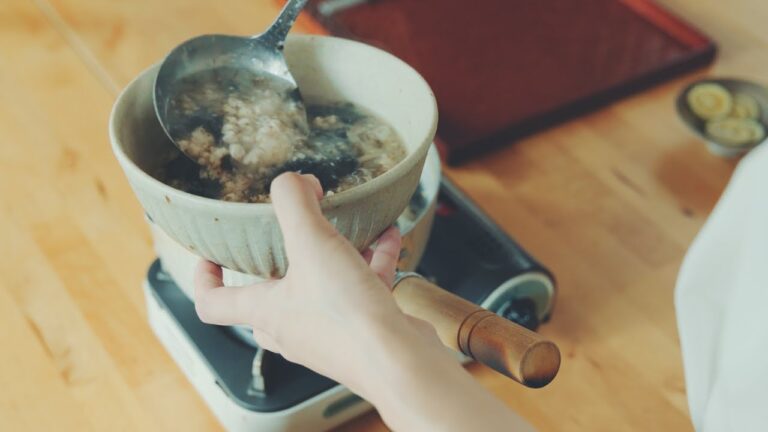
[149,261,337,412]
[417,179,554,327]
[146,177,555,412]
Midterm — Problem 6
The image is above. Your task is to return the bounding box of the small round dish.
[676,77,768,158]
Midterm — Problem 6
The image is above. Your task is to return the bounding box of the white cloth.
[676,143,768,432]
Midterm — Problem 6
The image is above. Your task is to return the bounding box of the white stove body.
[145,280,374,432]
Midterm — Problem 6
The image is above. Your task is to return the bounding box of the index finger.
[193,260,276,327]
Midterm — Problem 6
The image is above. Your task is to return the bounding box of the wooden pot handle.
[392,274,561,388]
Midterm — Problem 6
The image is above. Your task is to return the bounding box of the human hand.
[193,172,435,399]
[194,172,526,431]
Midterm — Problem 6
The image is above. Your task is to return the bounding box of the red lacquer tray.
[300,0,716,164]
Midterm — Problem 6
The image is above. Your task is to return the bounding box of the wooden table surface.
[1,1,765,430]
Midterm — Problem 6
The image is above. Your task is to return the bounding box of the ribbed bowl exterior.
[132,158,423,276]
[148,146,441,298]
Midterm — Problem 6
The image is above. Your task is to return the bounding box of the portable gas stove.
[143,176,555,431]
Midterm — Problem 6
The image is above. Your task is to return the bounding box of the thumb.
[270,172,339,258]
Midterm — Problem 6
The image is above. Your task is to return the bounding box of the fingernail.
[300,174,323,197]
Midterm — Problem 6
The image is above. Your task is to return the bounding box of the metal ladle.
[153,0,309,152]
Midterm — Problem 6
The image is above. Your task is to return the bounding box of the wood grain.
[0,0,764,430]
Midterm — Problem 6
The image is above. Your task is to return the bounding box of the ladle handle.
[261,0,309,48]
[392,273,561,388]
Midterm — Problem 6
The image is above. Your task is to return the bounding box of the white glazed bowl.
[150,146,441,300]
[110,35,438,276]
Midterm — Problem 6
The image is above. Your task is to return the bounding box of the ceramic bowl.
[149,145,441,300]
[110,35,438,276]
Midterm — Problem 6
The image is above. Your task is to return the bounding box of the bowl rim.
[109,34,438,215]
